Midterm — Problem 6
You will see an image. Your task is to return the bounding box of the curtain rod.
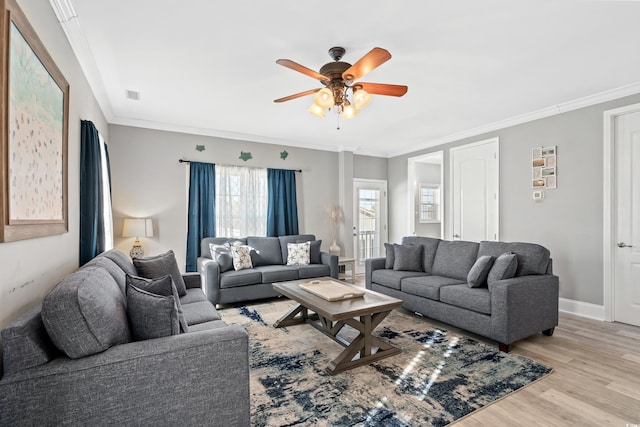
[178,159,301,173]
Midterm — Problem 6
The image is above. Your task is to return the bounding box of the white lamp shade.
[313,88,335,109]
[353,88,372,110]
[342,104,358,119]
[122,218,153,238]
[307,103,325,118]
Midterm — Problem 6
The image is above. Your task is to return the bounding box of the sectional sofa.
[366,236,559,351]
[198,234,338,305]
[0,249,250,426]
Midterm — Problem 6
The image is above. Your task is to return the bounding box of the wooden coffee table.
[272,278,403,375]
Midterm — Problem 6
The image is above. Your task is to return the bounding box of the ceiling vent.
[125,90,140,101]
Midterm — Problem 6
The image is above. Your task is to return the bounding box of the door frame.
[407,151,444,238]
[447,137,500,241]
[353,178,388,273]
[603,102,640,322]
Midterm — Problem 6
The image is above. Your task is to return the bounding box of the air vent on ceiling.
[126,90,140,100]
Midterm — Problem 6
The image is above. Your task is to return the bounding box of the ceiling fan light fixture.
[342,101,358,120]
[353,88,372,110]
[313,87,335,109]
[308,103,325,118]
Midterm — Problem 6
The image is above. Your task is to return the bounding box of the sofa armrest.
[320,252,339,279]
[365,257,386,290]
[490,274,559,345]
[0,325,250,426]
[198,257,222,304]
[182,272,202,289]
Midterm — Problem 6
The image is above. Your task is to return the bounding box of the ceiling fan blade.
[342,48,392,82]
[355,82,408,97]
[274,88,320,103]
[276,59,330,82]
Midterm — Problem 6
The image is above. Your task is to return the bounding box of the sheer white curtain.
[216,165,267,237]
[98,134,114,250]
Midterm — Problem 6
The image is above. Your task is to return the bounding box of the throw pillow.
[287,242,311,266]
[230,245,253,271]
[126,274,189,333]
[467,255,495,288]
[393,244,423,272]
[133,250,187,296]
[384,243,395,269]
[126,284,180,341]
[487,252,518,287]
[209,243,233,272]
[297,239,322,264]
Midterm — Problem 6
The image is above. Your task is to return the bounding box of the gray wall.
[0,0,108,329]
[389,93,640,306]
[108,125,343,270]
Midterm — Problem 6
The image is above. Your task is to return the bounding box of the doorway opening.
[407,151,444,239]
[353,179,388,275]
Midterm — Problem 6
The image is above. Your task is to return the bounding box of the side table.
[338,257,356,283]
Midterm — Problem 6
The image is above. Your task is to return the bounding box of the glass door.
[353,180,388,274]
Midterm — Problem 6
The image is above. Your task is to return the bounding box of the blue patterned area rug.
[220,299,552,427]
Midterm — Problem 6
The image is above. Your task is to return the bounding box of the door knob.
[453,234,461,239]
[617,242,634,248]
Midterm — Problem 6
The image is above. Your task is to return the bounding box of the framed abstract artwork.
[0,0,69,242]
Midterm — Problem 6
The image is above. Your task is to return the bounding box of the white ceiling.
[52,1,640,157]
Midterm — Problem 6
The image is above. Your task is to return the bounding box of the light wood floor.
[352,275,640,426]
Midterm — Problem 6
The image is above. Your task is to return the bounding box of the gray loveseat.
[0,249,250,426]
[366,236,559,351]
[198,234,338,305]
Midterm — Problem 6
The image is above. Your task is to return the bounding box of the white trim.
[407,151,444,238]
[391,82,640,157]
[559,298,605,321]
[602,102,640,322]
[447,137,500,241]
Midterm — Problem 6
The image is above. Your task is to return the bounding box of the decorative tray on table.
[298,280,365,302]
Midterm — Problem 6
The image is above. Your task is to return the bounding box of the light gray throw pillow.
[209,243,233,272]
[126,274,188,333]
[487,252,518,287]
[467,255,495,288]
[133,250,187,296]
[393,244,423,272]
[126,284,180,341]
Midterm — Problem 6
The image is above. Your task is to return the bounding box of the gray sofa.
[366,236,559,351]
[0,249,250,426]
[198,234,338,305]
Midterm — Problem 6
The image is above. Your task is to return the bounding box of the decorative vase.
[329,241,341,256]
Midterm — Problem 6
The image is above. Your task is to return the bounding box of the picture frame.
[541,146,556,157]
[0,0,69,242]
[545,176,557,189]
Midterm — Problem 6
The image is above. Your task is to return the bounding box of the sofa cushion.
[126,274,188,333]
[254,265,299,283]
[431,240,480,281]
[247,236,284,266]
[287,242,311,266]
[297,239,322,264]
[478,241,550,276]
[209,243,234,273]
[133,250,187,296]
[42,267,130,359]
[101,249,137,276]
[82,256,127,295]
[187,319,230,332]
[371,269,429,290]
[231,245,254,271]
[401,276,466,300]
[181,301,221,325]
[297,263,331,279]
[393,244,423,272]
[401,236,442,273]
[180,287,208,305]
[384,243,395,269]
[1,305,60,375]
[467,255,495,288]
[487,252,518,287]
[126,284,180,341]
[278,234,316,264]
[440,284,492,315]
[219,269,263,288]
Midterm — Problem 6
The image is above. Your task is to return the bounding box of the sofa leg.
[498,342,510,352]
[542,327,555,336]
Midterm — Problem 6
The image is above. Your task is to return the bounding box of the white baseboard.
[559,298,605,321]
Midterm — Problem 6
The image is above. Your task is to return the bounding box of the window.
[215,165,267,237]
[418,183,440,223]
[98,134,113,250]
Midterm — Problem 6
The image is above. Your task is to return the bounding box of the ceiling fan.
[274,46,408,122]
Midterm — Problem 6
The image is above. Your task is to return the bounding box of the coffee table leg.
[273,303,308,328]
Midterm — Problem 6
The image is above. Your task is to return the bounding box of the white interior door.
[449,138,499,242]
[614,111,640,326]
[353,180,388,274]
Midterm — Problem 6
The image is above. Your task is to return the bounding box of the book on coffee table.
[299,280,365,302]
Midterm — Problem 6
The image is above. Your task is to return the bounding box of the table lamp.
[122,218,153,258]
